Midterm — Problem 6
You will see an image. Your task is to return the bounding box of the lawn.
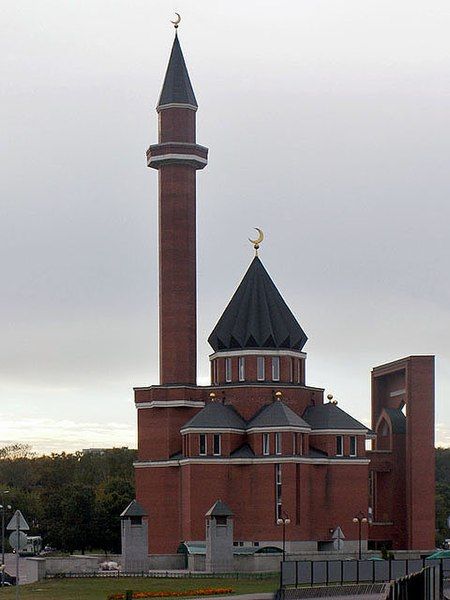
[0,575,279,600]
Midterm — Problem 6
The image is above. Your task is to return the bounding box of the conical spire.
[208,257,308,352]
[157,34,198,110]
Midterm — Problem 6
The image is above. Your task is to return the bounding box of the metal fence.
[280,557,448,588]
[46,570,277,580]
[384,566,440,600]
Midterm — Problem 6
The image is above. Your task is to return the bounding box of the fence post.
[340,560,343,586]
[295,560,298,589]
[311,560,314,588]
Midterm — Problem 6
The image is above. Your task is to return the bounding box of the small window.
[257,357,265,381]
[275,432,282,455]
[199,433,207,455]
[263,433,270,455]
[213,360,218,384]
[130,516,142,526]
[225,358,232,382]
[215,515,227,525]
[336,435,343,456]
[238,357,245,382]
[275,464,282,520]
[350,436,357,457]
[297,359,301,384]
[289,358,294,383]
[272,356,280,381]
[213,434,221,456]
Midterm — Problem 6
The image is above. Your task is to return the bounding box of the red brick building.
[134,31,435,555]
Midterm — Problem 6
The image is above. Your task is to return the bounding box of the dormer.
[180,400,246,458]
[246,399,311,456]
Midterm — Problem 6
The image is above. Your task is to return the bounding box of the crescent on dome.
[249,228,264,254]
[171,13,181,28]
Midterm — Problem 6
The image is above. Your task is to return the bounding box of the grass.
[0,575,279,600]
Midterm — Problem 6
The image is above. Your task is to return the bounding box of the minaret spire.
[147,29,208,385]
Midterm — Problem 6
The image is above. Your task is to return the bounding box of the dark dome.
[208,256,307,352]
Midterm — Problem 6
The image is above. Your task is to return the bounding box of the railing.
[280,557,447,589]
[45,570,278,580]
[384,566,440,600]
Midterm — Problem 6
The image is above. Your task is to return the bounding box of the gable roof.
[181,401,246,431]
[247,400,310,430]
[157,34,198,109]
[120,499,147,518]
[208,256,307,352]
[302,403,368,431]
[205,499,233,517]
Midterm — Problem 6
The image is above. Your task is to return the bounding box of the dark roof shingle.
[247,400,310,429]
[384,407,407,434]
[208,257,307,352]
[302,403,368,431]
[157,34,197,109]
[205,499,233,517]
[120,500,147,518]
[181,401,246,431]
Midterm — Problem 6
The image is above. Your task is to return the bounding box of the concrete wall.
[148,554,185,570]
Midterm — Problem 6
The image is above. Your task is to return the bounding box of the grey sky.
[1,1,449,452]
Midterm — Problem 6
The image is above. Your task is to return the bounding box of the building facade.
[134,31,435,556]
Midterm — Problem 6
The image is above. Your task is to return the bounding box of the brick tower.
[146,31,208,385]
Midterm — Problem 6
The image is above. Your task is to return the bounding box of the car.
[0,572,17,586]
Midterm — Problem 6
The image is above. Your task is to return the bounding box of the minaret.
[147,29,208,385]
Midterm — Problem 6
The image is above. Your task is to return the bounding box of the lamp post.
[276,513,291,561]
[352,512,367,560]
[1,490,10,587]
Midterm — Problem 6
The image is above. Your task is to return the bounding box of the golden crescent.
[249,228,264,246]
[171,12,181,25]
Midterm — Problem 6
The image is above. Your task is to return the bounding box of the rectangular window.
[298,434,303,455]
[275,464,282,520]
[336,435,343,456]
[297,359,301,384]
[272,356,280,381]
[350,435,357,456]
[263,433,270,455]
[257,356,265,381]
[275,432,282,455]
[213,361,218,384]
[289,358,294,383]
[199,433,207,456]
[213,433,221,456]
[225,358,232,382]
[292,432,296,455]
[238,356,245,382]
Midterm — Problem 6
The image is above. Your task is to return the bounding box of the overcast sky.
[1,1,449,453]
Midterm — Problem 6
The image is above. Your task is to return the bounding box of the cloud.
[0,416,135,455]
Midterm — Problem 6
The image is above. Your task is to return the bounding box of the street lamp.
[352,512,368,560]
[1,490,11,587]
[276,513,291,561]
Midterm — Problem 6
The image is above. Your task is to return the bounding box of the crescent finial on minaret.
[248,228,264,256]
[171,12,181,29]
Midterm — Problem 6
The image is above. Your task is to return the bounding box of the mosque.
[130,25,435,557]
